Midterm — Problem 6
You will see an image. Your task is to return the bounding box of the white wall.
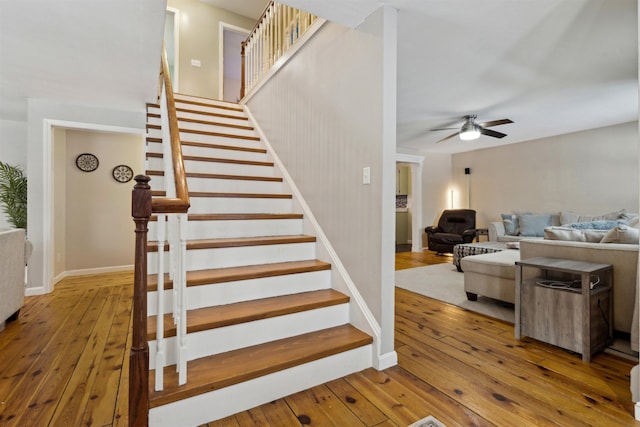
[0,119,28,228]
[63,130,143,274]
[245,8,398,360]
[52,127,66,279]
[452,121,639,227]
[167,0,254,98]
[26,98,145,294]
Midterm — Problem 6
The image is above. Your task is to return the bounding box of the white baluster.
[178,213,188,385]
[155,214,167,391]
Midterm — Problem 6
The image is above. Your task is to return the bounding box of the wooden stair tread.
[176,117,254,131]
[174,98,244,112]
[147,124,259,141]
[146,138,265,153]
[148,324,372,407]
[148,259,331,291]
[148,235,316,252]
[149,213,303,222]
[147,289,348,340]
[145,170,282,182]
[151,191,292,199]
[146,153,273,167]
[177,107,250,121]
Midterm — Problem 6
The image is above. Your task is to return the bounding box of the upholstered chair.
[425,209,477,254]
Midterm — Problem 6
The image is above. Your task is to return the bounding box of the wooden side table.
[475,228,489,242]
[515,257,613,362]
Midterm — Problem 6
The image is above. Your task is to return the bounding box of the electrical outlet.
[191,59,201,67]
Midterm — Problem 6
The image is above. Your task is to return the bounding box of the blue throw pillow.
[566,220,626,230]
[501,213,519,235]
[518,214,551,237]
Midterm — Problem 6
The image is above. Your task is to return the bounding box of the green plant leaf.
[0,161,27,229]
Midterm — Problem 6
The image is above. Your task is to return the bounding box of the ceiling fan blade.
[430,127,459,131]
[479,119,513,128]
[436,132,460,143]
[480,128,507,139]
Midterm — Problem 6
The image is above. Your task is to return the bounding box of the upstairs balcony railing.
[241,1,317,98]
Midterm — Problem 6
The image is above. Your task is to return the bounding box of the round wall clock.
[112,165,134,183]
[75,153,99,172]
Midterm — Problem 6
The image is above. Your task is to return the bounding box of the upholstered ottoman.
[453,241,508,272]
[460,250,520,304]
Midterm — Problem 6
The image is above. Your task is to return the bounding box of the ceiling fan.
[431,115,513,143]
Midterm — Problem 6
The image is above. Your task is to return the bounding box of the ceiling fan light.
[459,122,480,140]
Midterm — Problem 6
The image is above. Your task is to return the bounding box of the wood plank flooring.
[0,253,638,426]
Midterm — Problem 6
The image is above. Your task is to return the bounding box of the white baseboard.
[375,350,398,370]
[64,264,134,277]
[24,286,46,296]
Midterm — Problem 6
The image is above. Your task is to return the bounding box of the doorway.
[395,154,424,253]
[219,23,250,102]
[165,8,180,91]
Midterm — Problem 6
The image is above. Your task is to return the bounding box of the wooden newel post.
[240,40,246,99]
[130,175,152,427]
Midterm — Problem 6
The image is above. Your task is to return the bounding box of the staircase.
[144,94,373,426]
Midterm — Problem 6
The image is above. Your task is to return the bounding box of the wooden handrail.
[153,45,190,214]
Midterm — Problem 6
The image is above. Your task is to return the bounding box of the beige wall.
[246,9,397,356]
[167,0,255,98]
[63,130,144,272]
[452,121,639,228]
[0,119,28,229]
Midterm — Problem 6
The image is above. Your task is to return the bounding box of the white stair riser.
[148,176,284,194]
[189,197,293,214]
[174,101,246,118]
[148,242,316,272]
[148,345,373,427]
[147,116,257,138]
[147,270,331,316]
[174,95,241,109]
[148,108,252,127]
[149,305,349,368]
[146,157,274,177]
[146,142,269,163]
[147,128,262,151]
[149,218,302,240]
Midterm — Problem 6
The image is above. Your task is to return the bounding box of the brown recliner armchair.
[425,209,477,254]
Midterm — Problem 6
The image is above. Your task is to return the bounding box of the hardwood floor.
[0,253,638,426]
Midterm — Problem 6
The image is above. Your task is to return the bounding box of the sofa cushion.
[628,216,640,228]
[601,225,640,244]
[518,214,552,237]
[544,226,607,243]
[460,250,519,279]
[560,209,628,225]
[565,220,626,230]
[501,213,519,235]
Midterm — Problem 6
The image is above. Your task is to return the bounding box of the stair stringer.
[244,106,397,371]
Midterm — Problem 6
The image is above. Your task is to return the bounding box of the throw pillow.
[560,211,579,225]
[565,220,626,230]
[501,213,519,235]
[518,214,551,237]
[561,209,627,224]
[628,216,640,229]
[544,227,607,243]
[601,225,640,244]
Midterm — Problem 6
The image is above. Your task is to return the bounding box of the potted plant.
[0,161,27,230]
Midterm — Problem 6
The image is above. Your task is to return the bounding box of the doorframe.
[166,7,180,92]
[395,153,424,253]
[38,119,144,295]
[218,22,251,101]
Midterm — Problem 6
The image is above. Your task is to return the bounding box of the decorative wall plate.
[75,153,99,172]
[112,165,134,183]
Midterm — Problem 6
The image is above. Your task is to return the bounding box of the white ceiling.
[282,0,639,154]
[0,0,168,121]
[199,0,269,19]
[1,0,637,155]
